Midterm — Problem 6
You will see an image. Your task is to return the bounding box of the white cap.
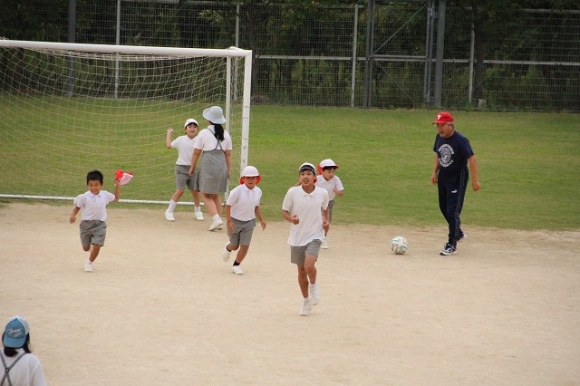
[241,166,260,177]
[184,118,199,128]
[202,106,226,124]
[319,159,338,169]
[298,162,316,173]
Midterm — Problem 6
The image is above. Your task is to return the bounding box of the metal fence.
[1,1,579,111]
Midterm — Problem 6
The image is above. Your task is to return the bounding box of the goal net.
[0,39,252,205]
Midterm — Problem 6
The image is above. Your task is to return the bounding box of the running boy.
[221,166,267,275]
[315,158,344,249]
[70,170,121,272]
[164,118,203,222]
[282,162,330,316]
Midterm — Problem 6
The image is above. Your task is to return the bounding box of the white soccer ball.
[390,236,409,255]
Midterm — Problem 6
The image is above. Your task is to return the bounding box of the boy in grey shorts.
[70,170,121,272]
[221,166,267,275]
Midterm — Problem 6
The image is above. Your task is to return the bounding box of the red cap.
[433,111,454,124]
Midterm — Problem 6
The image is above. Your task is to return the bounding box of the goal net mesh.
[0,42,250,205]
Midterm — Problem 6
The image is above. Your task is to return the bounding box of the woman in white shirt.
[189,106,233,231]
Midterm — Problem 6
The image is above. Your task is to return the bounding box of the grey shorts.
[175,164,199,191]
[80,220,107,248]
[290,239,322,265]
[228,218,256,246]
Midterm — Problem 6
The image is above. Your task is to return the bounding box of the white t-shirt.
[73,190,116,221]
[282,185,329,246]
[0,350,47,386]
[195,126,233,151]
[226,184,262,221]
[171,135,196,165]
[315,175,344,201]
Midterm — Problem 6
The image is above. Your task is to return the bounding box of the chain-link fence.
[1,1,579,111]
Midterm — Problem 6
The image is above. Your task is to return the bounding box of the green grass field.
[1,102,579,231]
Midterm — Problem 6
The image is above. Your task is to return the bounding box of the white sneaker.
[209,219,223,231]
[457,232,468,243]
[165,211,175,222]
[84,261,93,272]
[195,212,204,221]
[320,239,328,249]
[232,265,243,275]
[300,298,312,316]
[309,283,321,306]
[222,244,231,262]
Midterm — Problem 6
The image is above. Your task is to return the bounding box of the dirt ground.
[1,203,579,385]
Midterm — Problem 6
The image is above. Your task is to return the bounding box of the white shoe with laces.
[300,298,312,316]
[84,261,93,272]
[195,212,204,221]
[165,211,175,222]
[232,265,243,275]
[209,219,223,231]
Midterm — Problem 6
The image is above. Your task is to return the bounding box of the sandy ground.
[1,202,579,386]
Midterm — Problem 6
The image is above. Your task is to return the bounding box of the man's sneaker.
[232,265,243,275]
[457,232,468,243]
[222,244,231,262]
[309,283,321,306]
[440,244,457,256]
[84,261,93,272]
[209,219,223,231]
[300,298,312,316]
[165,211,175,222]
[320,239,329,249]
[195,212,204,221]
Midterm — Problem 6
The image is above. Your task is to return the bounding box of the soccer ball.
[390,236,409,255]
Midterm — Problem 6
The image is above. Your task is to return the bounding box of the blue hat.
[3,316,29,348]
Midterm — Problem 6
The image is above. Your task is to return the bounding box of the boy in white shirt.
[164,118,204,222]
[282,162,330,316]
[315,158,344,249]
[221,166,267,275]
[70,170,121,272]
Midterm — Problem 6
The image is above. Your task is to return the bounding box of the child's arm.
[282,210,299,225]
[322,207,330,233]
[333,188,344,197]
[225,205,235,233]
[165,127,174,148]
[113,179,121,202]
[255,206,266,230]
[69,206,80,224]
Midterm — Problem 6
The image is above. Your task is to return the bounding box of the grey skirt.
[198,148,227,193]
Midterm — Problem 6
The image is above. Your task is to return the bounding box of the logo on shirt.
[438,144,454,168]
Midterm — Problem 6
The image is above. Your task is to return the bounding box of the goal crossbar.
[0,39,253,205]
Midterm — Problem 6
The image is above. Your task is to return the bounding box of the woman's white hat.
[202,106,226,124]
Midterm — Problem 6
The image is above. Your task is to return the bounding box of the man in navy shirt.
[431,112,481,256]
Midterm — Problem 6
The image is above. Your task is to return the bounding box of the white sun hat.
[202,106,226,124]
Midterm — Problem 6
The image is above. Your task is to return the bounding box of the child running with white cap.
[315,158,344,248]
[282,162,330,316]
[221,166,267,275]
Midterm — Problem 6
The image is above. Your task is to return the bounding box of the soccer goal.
[0,39,252,205]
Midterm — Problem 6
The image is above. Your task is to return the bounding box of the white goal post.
[0,39,252,205]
